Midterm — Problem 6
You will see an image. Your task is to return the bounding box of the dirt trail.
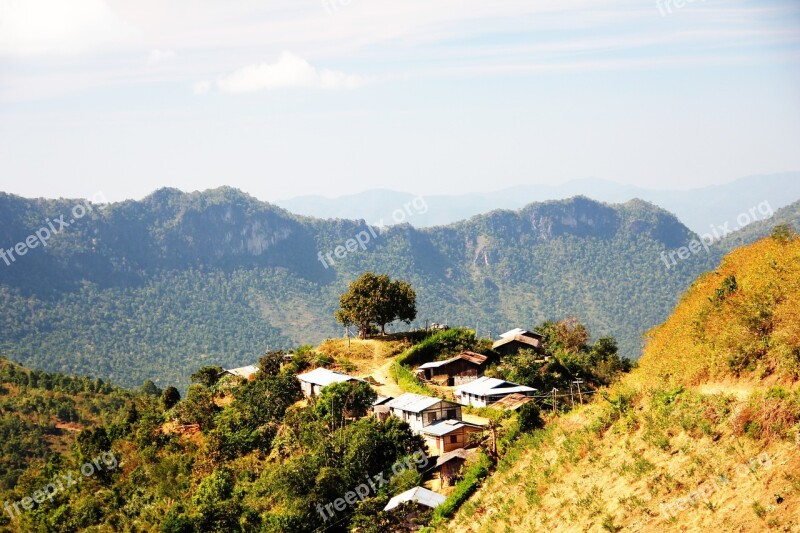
[370,358,405,398]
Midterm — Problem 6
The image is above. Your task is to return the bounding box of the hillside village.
[209,325,604,520]
[0,233,797,532]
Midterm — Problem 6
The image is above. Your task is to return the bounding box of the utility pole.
[574,379,584,405]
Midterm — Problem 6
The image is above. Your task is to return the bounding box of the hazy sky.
[1,0,799,203]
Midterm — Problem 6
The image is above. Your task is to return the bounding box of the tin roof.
[296,367,362,387]
[221,364,259,379]
[454,376,536,397]
[418,351,488,370]
[385,392,450,413]
[384,487,446,511]
[420,419,482,437]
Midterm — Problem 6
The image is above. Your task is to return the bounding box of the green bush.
[396,328,483,367]
[392,362,434,395]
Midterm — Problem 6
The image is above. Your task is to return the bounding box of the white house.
[454,376,536,407]
[296,367,363,397]
[385,393,462,433]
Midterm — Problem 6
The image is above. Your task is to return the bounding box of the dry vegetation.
[444,234,800,532]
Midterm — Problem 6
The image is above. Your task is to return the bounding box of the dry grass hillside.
[445,232,800,532]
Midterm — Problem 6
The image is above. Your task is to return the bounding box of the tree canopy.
[335,273,417,338]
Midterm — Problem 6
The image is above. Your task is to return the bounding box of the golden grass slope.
[445,234,800,532]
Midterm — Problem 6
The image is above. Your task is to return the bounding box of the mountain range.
[0,187,798,389]
[277,172,800,234]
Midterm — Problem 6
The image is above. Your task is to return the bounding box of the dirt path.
[370,358,405,398]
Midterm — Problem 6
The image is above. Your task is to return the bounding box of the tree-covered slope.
[0,358,135,492]
[0,188,717,388]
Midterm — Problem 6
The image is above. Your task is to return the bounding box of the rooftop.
[492,334,543,351]
[385,392,450,413]
[491,393,535,411]
[455,376,536,397]
[434,448,471,468]
[296,367,362,387]
[499,328,542,339]
[421,419,482,437]
[418,351,488,370]
[221,364,259,379]
[384,486,447,511]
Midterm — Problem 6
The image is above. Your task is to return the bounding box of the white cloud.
[146,49,177,65]
[216,52,365,93]
[0,0,136,57]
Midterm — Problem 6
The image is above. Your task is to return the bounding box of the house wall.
[426,360,485,382]
[424,426,480,455]
[456,392,489,408]
[390,401,462,433]
[439,459,466,486]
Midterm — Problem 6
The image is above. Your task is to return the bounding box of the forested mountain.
[718,198,800,252]
[278,172,800,234]
[0,187,774,389]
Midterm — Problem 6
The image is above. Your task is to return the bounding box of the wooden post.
[575,379,584,405]
[552,388,557,414]
[569,383,574,408]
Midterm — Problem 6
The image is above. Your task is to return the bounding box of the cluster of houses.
[220,328,545,515]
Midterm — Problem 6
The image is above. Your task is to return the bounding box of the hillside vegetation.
[0,359,134,491]
[445,231,800,532]
[0,189,716,388]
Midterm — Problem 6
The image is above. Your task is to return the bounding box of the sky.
[0,0,799,203]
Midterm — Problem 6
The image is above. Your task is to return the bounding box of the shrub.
[518,403,544,432]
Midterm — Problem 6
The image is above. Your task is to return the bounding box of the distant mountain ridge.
[277,172,800,234]
[0,187,787,389]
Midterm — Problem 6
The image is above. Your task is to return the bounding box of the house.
[217,364,260,388]
[421,419,483,455]
[296,367,363,397]
[434,448,471,486]
[454,376,536,407]
[492,328,545,355]
[371,396,394,422]
[385,393,462,433]
[219,364,259,380]
[416,351,488,386]
[384,486,446,512]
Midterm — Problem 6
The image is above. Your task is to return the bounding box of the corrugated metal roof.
[384,487,446,511]
[455,376,536,396]
[222,364,259,379]
[373,395,393,406]
[434,448,471,468]
[491,393,535,411]
[421,419,482,437]
[385,392,447,413]
[499,328,542,339]
[492,334,542,350]
[418,351,488,370]
[296,367,361,387]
